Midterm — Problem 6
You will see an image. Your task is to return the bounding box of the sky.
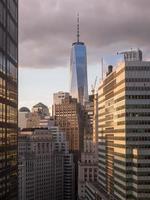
[19,0,150,110]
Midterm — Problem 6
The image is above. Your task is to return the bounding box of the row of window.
[117,120,150,125]
[114,95,150,103]
[127,104,150,109]
[126,86,150,91]
[126,66,150,71]
[127,95,150,100]
[126,78,150,82]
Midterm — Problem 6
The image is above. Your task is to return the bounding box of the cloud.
[19,0,150,68]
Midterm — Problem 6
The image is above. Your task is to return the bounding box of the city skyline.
[19,0,150,109]
[1,0,150,199]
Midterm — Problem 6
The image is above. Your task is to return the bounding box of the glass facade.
[0,0,18,199]
[70,42,88,105]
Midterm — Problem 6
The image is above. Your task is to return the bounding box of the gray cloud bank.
[19,0,150,68]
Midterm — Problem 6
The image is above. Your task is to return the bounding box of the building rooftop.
[19,107,30,113]
[33,102,48,109]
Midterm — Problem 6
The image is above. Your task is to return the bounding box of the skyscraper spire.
[77,13,80,43]
[70,14,88,105]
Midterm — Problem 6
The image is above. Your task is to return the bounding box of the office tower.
[54,96,83,199]
[78,94,98,200]
[18,107,30,129]
[83,94,95,152]
[86,50,150,200]
[53,91,70,105]
[52,127,75,200]
[0,1,18,199]
[84,94,94,136]
[55,95,83,152]
[93,93,98,146]
[83,94,97,152]
[18,127,75,200]
[32,102,49,118]
[70,15,88,105]
[78,143,98,200]
[52,91,70,116]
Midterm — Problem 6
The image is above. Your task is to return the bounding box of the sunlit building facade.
[55,96,83,152]
[97,50,150,199]
[84,50,150,200]
[0,0,18,199]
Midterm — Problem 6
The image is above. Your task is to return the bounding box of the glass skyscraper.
[70,17,88,105]
[0,0,18,199]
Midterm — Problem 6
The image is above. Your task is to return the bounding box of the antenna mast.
[77,13,80,43]
[101,58,103,80]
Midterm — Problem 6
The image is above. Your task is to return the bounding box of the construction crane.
[91,76,97,95]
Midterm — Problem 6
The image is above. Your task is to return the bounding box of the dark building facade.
[0,0,18,199]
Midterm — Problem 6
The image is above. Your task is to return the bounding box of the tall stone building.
[54,95,84,200]
[52,127,75,200]
[84,95,94,137]
[78,94,99,200]
[54,96,83,153]
[0,1,18,199]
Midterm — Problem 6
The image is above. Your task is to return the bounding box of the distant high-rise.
[52,91,70,116]
[0,0,18,199]
[55,96,83,152]
[53,91,70,105]
[70,15,88,105]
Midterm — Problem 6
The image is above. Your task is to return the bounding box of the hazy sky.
[19,0,150,109]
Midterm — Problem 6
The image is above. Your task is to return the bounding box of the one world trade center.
[70,15,88,105]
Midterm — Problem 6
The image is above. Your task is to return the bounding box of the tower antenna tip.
[77,13,80,43]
